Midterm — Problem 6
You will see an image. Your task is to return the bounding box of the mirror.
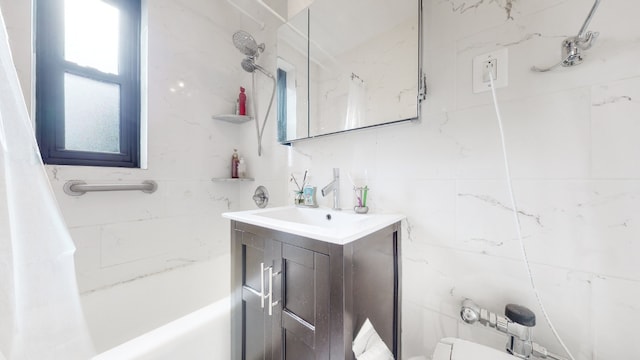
[277,0,423,143]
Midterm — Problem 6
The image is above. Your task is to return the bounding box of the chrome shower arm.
[532,0,601,72]
[574,0,601,51]
[252,63,275,79]
[577,31,599,50]
[576,0,601,40]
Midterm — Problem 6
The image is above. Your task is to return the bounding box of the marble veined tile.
[100,214,217,267]
[453,180,640,280]
[591,76,640,179]
[591,276,640,359]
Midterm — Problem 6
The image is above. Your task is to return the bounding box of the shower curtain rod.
[63,180,158,196]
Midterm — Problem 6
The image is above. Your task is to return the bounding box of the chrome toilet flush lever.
[460,299,568,360]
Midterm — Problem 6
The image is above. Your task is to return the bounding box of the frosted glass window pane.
[65,0,120,74]
[64,73,120,153]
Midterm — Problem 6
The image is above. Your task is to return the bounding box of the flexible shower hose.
[251,70,276,157]
[487,72,577,360]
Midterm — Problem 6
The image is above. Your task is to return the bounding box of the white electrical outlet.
[482,59,497,83]
[473,48,508,93]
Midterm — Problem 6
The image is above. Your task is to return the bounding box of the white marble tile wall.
[286,0,640,359]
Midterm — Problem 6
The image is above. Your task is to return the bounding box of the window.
[35,0,141,167]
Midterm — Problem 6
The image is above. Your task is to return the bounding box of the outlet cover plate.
[473,48,508,93]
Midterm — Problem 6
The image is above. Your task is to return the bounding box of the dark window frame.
[35,0,141,168]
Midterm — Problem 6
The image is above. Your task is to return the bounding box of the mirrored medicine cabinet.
[276,0,424,143]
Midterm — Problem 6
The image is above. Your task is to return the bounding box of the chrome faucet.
[321,168,340,210]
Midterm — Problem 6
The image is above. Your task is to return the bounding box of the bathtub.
[81,255,231,359]
[92,299,230,360]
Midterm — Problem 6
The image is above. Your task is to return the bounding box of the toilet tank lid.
[435,338,516,360]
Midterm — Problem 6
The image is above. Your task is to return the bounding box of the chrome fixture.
[63,180,157,196]
[240,57,274,79]
[532,0,600,72]
[259,262,280,316]
[253,185,269,208]
[321,168,341,210]
[232,30,265,57]
[232,30,276,156]
[460,299,568,360]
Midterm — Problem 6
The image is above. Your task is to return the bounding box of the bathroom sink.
[222,206,404,244]
[255,206,365,228]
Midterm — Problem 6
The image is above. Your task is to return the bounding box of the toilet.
[431,337,516,360]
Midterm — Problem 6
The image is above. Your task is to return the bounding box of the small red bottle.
[238,87,247,116]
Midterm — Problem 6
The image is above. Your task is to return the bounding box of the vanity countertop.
[223,206,404,245]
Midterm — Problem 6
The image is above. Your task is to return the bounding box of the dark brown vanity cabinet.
[230,220,401,360]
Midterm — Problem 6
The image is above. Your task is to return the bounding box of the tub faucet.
[321,168,340,210]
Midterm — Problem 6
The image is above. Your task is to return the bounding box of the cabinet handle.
[268,268,281,316]
[260,262,265,309]
[267,266,273,316]
[260,264,278,316]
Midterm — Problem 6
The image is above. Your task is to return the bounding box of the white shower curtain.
[0,7,94,360]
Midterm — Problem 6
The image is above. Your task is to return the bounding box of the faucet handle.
[333,168,339,177]
[505,303,536,327]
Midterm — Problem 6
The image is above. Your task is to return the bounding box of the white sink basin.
[255,207,365,228]
[222,206,404,245]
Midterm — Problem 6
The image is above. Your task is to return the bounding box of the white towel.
[352,318,394,360]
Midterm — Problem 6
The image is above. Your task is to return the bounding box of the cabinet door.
[279,243,330,360]
[236,231,278,360]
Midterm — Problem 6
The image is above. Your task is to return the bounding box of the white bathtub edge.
[92,298,230,360]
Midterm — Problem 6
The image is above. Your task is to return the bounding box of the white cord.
[487,71,576,360]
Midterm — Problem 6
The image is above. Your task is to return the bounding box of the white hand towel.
[352,318,394,360]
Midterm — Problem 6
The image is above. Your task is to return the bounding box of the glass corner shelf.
[212,114,253,124]
[212,177,255,182]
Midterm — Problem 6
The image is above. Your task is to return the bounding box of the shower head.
[241,57,257,72]
[232,30,265,57]
[234,29,274,79]
[241,57,274,79]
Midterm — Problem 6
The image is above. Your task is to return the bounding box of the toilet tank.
[432,338,517,360]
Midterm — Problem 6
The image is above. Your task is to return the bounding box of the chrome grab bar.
[63,180,158,196]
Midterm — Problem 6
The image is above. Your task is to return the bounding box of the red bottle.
[238,87,247,116]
